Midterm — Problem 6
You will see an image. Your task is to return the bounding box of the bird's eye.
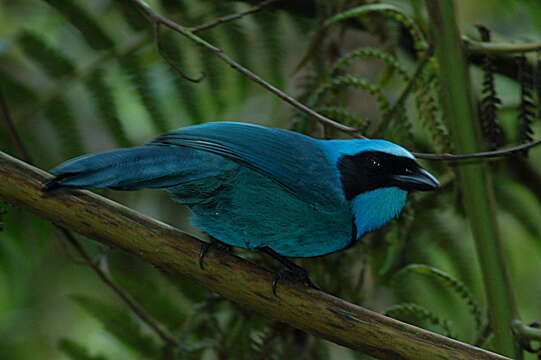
[369,158,381,168]
[404,167,413,174]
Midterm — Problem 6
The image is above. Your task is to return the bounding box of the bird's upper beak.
[392,167,439,191]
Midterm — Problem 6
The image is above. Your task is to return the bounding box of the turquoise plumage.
[45,122,438,260]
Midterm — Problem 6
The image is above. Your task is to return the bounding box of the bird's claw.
[272,268,320,296]
[199,239,232,270]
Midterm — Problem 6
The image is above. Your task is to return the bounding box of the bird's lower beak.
[393,168,439,191]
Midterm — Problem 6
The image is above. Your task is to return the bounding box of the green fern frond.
[309,74,390,113]
[325,4,428,53]
[159,32,206,124]
[393,264,483,331]
[477,26,505,150]
[71,294,161,358]
[158,0,187,13]
[384,303,455,338]
[119,54,169,132]
[415,64,452,152]
[86,69,132,147]
[0,71,38,106]
[161,272,207,303]
[333,47,410,84]
[253,11,284,88]
[211,3,252,99]
[315,106,367,130]
[59,338,109,360]
[495,179,541,238]
[517,54,535,154]
[112,270,188,332]
[19,31,76,79]
[44,0,115,50]
[44,98,85,157]
[196,29,227,115]
[113,0,148,31]
[537,56,541,121]
[379,204,416,277]
[383,103,413,145]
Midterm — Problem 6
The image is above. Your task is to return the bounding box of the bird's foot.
[256,246,320,295]
[199,238,233,270]
[272,266,320,296]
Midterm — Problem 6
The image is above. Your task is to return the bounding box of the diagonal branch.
[128,0,364,138]
[0,86,178,348]
[0,150,512,360]
[190,0,279,33]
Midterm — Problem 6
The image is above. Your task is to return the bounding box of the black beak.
[392,167,439,191]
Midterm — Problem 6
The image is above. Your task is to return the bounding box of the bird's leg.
[199,237,233,270]
[257,246,319,295]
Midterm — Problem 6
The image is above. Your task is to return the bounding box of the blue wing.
[150,122,343,205]
[45,145,238,191]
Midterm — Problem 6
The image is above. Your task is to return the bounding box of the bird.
[44,121,439,292]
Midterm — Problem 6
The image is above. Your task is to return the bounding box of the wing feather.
[150,122,342,205]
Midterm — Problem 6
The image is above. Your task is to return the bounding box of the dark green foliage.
[0,202,6,232]
[86,69,131,147]
[537,55,541,121]
[309,74,390,113]
[0,71,38,106]
[159,32,206,124]
[315,106,367,130]
[114,0,148,31]
[383,103,413,146]
[252,11,285,88]
[384,302,454,337]
[19,31,76,79]
[71,294,162,358]
[332,47,410,84]
[3,1,541,359]
[393,264,484,333]
[195,29,226,115]
[209,3,252,99]
[112,269,187,332]
[415,63,452,152]
[44,98,85,157]
[59,339,109,360]
[118,54,169,132]
[477,25,505,150]
[158,0,187,14]
[517,54,536,154]
[44,0,115,50]
[324,3,428,53]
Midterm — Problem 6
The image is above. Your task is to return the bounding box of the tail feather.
[44,145,236,192]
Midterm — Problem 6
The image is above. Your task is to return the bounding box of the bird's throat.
[351,187,408,238]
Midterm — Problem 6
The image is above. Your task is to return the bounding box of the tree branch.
[0,150,511,360]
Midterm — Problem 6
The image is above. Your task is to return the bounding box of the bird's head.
[335,140,439,200]
[322,139,439,237]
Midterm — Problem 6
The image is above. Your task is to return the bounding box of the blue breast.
[179,167,354,258]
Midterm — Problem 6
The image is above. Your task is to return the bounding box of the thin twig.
[0,88,33,164]
[413,137,541,160]
[129,0,364,138]
[190,0,279,33]
[0,86,178,348]
[154,22,204,82]
[59,228,179,347]
[369,49,433,137]
[464,37,541,54]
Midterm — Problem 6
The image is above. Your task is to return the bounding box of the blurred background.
[0,0,540,359]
